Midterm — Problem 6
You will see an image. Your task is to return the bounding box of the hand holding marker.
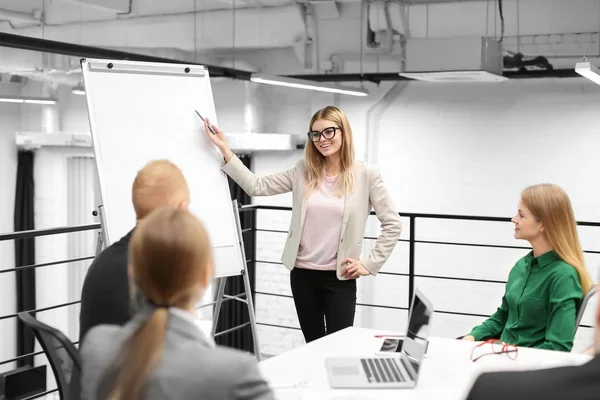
[197,110,234,163]
[195,110,217,135]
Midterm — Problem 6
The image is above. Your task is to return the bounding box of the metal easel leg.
[211,277,227,338]
[95,231,103,256]
[242,266,261,360]
[232,200,262,361]
[93,205,106,256]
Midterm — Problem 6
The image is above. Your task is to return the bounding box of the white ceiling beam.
[54,0,130,14]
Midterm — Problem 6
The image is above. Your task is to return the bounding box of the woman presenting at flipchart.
[203,106,402,343]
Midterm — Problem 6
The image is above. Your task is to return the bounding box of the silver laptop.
[325,287,434,389]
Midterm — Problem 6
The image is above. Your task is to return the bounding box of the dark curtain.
[215,154,257,353]
[14,151,36,367]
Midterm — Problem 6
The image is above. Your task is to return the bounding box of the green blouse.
[469,250,583,352]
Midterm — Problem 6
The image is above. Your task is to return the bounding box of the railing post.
[250,207,257,300]
[408,216,415,308]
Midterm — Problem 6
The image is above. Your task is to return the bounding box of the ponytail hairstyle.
[103,205,213,399]
[521,184,593,295]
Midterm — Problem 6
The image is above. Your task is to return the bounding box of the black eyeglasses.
[307,127,341,142]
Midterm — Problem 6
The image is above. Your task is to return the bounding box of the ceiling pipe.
[117,0,134,16]
[364,81,408,163]
[0,32,253,80]
[0,8,40,24]
[328,1,400,73]
[298,2,320,73]
[0,31,581,84]
[18,70,81,86]
[6,4,304,52]
[0,45,45,73]
[289,72,413,83]
[288,69,581,81]
[51,0,131,14]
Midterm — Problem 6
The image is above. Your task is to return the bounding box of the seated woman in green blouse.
[463,184,593,352]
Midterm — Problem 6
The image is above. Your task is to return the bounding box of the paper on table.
[272,390,303,400]
[300,393,381,400]
[269,381,310,390]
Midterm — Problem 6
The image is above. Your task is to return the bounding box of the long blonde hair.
[104,205,213,399]
[521,184,593,295]
[304,106,355,196]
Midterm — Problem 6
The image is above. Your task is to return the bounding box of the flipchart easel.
[93,200,260,360]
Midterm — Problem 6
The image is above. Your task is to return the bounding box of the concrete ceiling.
[0,0,597,83]
[1,0,294,13]
[0,0,296,26]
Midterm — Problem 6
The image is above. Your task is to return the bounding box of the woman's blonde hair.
[304,106,355,196]
[104,205,213,400]
[521,183,593,295]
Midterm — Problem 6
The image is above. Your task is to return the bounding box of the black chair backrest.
[18,312,81,400]
[575,284,598,332]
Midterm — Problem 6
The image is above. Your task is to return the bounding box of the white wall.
[3,74,600,365]
[377,78,600,352]
[244,78,600,356]
[0,81,96,385]
[0,86,20,374]
[59,85,91,133]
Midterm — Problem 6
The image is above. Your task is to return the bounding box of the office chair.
[575,284,597,333]
[18,312,81,400]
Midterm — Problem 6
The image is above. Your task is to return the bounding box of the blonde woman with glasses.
[463,184,593,352]
[203,106,402,343]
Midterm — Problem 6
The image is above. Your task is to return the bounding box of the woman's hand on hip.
[203,118,233,162]
[341,258,370,279]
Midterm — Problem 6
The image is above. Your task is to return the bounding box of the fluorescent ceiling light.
[24,99,58,104]
[72,84,86,95]
[250,73,368,97]
[399,70,508,83]
[0,96,57,105]
[575,61,600,85]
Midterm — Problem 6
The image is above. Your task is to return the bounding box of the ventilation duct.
[399,36,507,83]
[16,131,301,151]
[9,5,304,52]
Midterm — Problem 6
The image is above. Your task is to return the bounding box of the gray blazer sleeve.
[230,355,274,400]
[80,326,116,400]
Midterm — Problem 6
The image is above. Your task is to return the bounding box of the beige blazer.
[222,155,402,279]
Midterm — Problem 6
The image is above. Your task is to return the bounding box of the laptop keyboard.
[360,358,406,383]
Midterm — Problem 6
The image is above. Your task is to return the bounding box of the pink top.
[295,173,345,271]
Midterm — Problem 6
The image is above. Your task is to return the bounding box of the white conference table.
[259,327,592,400]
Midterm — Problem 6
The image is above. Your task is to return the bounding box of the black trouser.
[290,267,357,343]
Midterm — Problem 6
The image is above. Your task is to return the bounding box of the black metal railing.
[0,223,100,398]
[238,205,600,332]
[1,206,599,393]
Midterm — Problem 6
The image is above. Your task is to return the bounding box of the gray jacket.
[80,308,274,400]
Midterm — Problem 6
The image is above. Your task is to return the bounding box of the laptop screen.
[400,289,432,375]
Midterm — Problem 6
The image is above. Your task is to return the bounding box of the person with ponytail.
[463,184,593,352]
[80,206,273,400]
[202,106,402,343]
